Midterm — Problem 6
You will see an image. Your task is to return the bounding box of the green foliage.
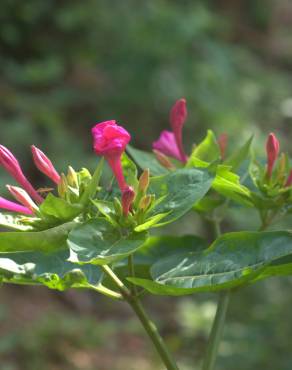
[129,231,292,295]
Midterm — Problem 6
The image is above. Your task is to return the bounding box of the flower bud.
[58,173,68,198]
[67,166,79,188]
[218,133,228,160]
[121,186,135,216]
[31,145,61,184]
[0,195,33,215]
[285,169,292,187]
[139,194,152,211]
[138,169,150,193]
[266,133,280,179]
[153,149,175,170]
[0,145,43,203]
[169,98,188,163]
[6,185,38,213]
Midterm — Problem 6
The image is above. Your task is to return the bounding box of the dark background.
[1,1,292,369]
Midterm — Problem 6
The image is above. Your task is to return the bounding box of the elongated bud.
[285,169,292,187]
[153,149,175,170]
[0,145,43,203]
[31,145,61,184]
[139,194,152,211]
[169,98,188,162]
[138,169,150,193]
[121,186,135,216]
[0,196,33,215]
[58,173,68,198]
[266,133,280,179]
[7,185,39,213]
[67,166,79,188]
[218,133,228,160]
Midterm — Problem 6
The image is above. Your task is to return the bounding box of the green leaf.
[212,166,253,206]
[0,213,33,231]
[129,230,292,295]
[80,158,104,206]
[67,218,148,265]
[187,130,220,166]
[127,145,168,176]
[40,193,83,221]
[0,249,103,291]
[0,222,76,253]
[134,213,169,232]
[148,168,214,225]
[122,153,138,189]
[225,136,253,171]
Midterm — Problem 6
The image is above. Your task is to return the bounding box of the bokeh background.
[1,1,292,369]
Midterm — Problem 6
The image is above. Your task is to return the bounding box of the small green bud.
[58,173,68,198]
[138,169,150,193]
[67,166,79,188]
[139,194,152,211]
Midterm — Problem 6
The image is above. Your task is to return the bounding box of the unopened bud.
[218,133,228,160]
[121,186,136,216]
[6,185,38,213]
[285,169,292,187]
[153,150,175,170]
[138,169,150,193]
[139,194,152,211]
[31,145,61,184]
[58,173,68,198]
[266,133,280,179]
[67,166,79,188]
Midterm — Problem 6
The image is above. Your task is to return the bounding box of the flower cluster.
[0,145,60,215]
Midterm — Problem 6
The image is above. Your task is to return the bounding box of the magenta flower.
[0,145,43,203]
[31,146,61,184]
[266,133,280,179]
[152,130,182,161]
[121,186,135,216]
[169,98,188,163]
[0,196,33,215]
[92,120,131,191]
[152,98,188,163]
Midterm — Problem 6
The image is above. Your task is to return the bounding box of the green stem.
[101,265,179,370]
[202,218,231,370]
[202,290,230,370]
[128,254,138,296]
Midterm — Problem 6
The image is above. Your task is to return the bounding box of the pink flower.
[0,145,43,203]
[0,196,33,215]
[218,133,228,160]
[121,186,135,216]
[169,98,188,162]
[152,130,181,161]
[7,185,38,213]
[31,146,61,184]
[92,120,131,191]
[266,133,280,179]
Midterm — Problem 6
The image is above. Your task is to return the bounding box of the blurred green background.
[1,1,292,369]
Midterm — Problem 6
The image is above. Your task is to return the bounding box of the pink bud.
[169,98,188,163]
[285,169,292,187]
[0,196,33,215]
[0,145,43,203]
[218,133,228,160]
[92,121,131,191]
[153,149,175,170]
[152,131,182,161]
[121,186,135,216]
[266,133,280,178]
[31,146,61,184]
[7,185,38,213]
